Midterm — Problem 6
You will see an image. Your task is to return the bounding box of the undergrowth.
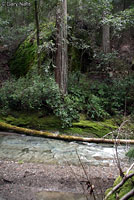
[0,72,134,129]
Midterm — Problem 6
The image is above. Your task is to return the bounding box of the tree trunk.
[55,0,68,95]
[102,24,110,53]
[123,0,126,10]
[1,121,134,145]
[34,0,41,74]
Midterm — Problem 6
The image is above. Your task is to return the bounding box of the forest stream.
[0,132,132,200]
[0,131,132,200]
[0,131,130,166]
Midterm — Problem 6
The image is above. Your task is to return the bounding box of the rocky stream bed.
[0,131,132,200]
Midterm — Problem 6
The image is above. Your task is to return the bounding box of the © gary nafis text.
[1,2,31,7]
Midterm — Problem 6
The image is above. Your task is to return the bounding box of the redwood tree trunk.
[123,0,126,10]
[55,0,68,95]
[102,24,110,53]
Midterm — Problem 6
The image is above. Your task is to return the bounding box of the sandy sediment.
[0,160,129,200]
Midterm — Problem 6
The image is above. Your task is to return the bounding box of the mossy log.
[1,121,134,144]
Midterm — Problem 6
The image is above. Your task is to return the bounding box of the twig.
[76,149,97,200]
[117,120,129,139]
[76,149,89,181]
[2,177,13,184]
[65,159,89,200]
[114,120,130,177]
[103,130,116,138]
[103,120,129,139]
[114,141,124,178]
[104,119,132,200]
[126,162,134,175]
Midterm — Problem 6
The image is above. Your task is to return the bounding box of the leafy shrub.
[0,74,79,128]
[68,73,109,120]
[68,73,134,119]
[93,50,118,72]
[1,72,134,127]
[86,94,109,120]
[126,148,134,160]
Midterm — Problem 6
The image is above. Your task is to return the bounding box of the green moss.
[0,111,118,138]
[9,33,37,77]
[105,187,116,200]
[9,22,55,77]
[105,172,134,200]
[63,127,97,137]
[72,119,117,137]
[0,111,62,131]
[113,175,122,187]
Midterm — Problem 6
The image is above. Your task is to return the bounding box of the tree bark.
[34,0,41,74]
[123,0,126,10]
[55,0,68,95]
[102,9,111,54]
[102,24,110,53]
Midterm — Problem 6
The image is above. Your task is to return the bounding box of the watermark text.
[1,2,31,7]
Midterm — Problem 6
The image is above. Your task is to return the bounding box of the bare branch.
[103,120,129,139]
[114,141,124,178]
[113,120,130,178]
[65,160,89,200]
[126,162,134,175]
[75,149,97,200]
[118,120,129,134]
[104,118,134,200]
[103,130,116,138]
[76,149,89,181]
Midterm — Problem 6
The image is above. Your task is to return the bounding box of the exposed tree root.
[0,121,134,144]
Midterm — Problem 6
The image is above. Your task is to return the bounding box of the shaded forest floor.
[0,160,129,200]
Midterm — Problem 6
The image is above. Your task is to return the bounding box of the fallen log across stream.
[0,121,134,144]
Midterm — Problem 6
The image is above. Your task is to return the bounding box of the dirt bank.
[0,160,129,200]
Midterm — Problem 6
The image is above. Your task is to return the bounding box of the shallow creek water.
[0,131,132,200]
[0,131,130,166]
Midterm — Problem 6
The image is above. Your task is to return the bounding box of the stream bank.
[0,160,121,200]
[0,131,131,200]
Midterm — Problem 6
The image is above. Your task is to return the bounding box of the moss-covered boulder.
[9,22,55,77]
[9,34,37,77]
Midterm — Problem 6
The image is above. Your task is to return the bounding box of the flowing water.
[0,131,130,166]
[0,131,132,200]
